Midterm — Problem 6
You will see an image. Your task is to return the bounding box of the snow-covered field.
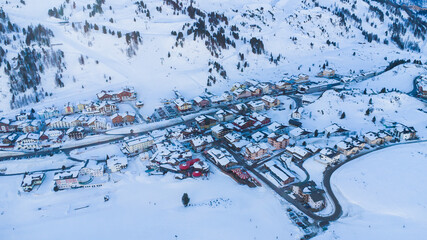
[0,154,76,174]
[315,142,427,240]
[69,143,124,161]
[0,160,301,240]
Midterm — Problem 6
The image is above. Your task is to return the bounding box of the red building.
[111,114,123,125]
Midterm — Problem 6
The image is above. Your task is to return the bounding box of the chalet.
[289,127,313,140]
[324,124,350,137]
[211,124,232,139]
[64,103,74,115]
[116,88,137,101]
[251,131,267,142]
[337,141,359,156]
[230,83,244,92]
[172,127,200,140]
[210,95,225,104]
[97,90,114,101]
[193,96,211,108]
[77,101,90,112]
[267,122,287,133]
[189,135,214,152]
[233,88,252,99]
[264,161,295,186]
[244,143,269,161]
[206,147,238,169]
[288,119,302,128]
[123,135,154,154]
[231,103,248,115]
[261,95,280,108]
[40,130,64,143]
[268,133,290,150]
[222,92,234,102]
[250,112,271,125]
[214,109,235,122]
[80,160,104,177]
[195,115,217,130]
[15,112,31,121]
[317,68,335,78]
[363,132,384,146]
[0,133,18,148]
[46,115,83,130]
[22,120,41,133]
[87,116,112,131]
[111,113,124,125]
[38,107,60,119]
[286,146,310,161]
[232,116,256,131]
[98,102,118,115]
[378,130,393,143]
[0,118,17,133]
[224,132,249,151]
[292,181,325,210]
[319,147,342,165]
[345,136,365,150]
[393,125,417,140]
[21,173,45,192]
[305,145,320,155]
[275,79,293,91]
[258,83,271,94]
[16,133,40,150]
[54,171,79,189]
[247,100,265,112]
[66,127,85,140]
[248,86,262,96]
[174,98,192,112]
[308,191,326,210]
[107,156,128,172]
[122,112,136,123]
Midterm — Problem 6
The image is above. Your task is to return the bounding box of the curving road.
[320,139,427,221]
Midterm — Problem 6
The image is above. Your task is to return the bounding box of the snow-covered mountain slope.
[0,0,426,113]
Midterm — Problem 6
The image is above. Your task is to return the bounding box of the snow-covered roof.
[286,146,309,158]
[54,171,79,180]
[21,173,44,187]
[251,131,266,142]
[267,122,283,132]
[247,100,265,108]
[191,135,214,147]
[17,133,39,142]
[125,135,154,147]
[261,95,276,103]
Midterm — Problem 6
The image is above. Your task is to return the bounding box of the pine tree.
[182,193,190,207]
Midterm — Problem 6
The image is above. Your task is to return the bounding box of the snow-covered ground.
[315,142,427,240]
[0,159,302,239]
[0,154,76,175]
[69,143,124,161]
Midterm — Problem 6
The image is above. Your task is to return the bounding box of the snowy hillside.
[0,0,426,113]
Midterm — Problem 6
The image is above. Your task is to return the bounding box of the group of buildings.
[0,88,139,151]
[21,157,129,192]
